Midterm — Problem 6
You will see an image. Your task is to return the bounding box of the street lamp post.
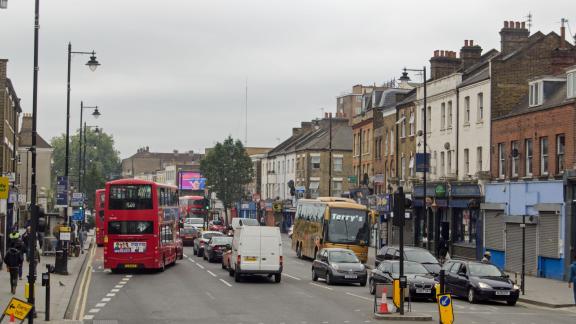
[78,102,100,193]
[328,113,332,197]
[81,124,100,195]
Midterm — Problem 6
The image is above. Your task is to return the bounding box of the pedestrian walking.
[78,226,85,253]
[4,242,23,294]
[21,227,31,262]
[14,239,25,280]
[481,251,492,264]
[8,226,21,247]
[569,251,576,304]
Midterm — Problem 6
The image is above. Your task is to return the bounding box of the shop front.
[449,184,482,260]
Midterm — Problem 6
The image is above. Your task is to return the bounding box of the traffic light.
[288,180,295,197]
[203,198,210,210]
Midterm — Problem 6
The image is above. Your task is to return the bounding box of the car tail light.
[213,246,220,251]
[280,256,283,267]
[237,255,241,265]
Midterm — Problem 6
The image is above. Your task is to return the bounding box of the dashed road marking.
[83,315,94,320]
[106,293,116,297]
[126,275,133,278]
[188,258,196,263]
[101,298,111,302]
[284,273,301,280]
[111,289,120,293]
[89,308,101,313]
[207,270,217,277]
[205,291,216,300]
[309,283,334,290]
[121,278,130,281]
[183,254,188,258]
[196,263,205,269]
[219,279,233,287]
[345,292,373,301]
[114,285,123,288]
[103,269,111,273]
[95,303,106,307]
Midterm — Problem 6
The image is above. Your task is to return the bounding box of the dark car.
[312,248,367,286]
[444,260,519,305]
[193,231,224,257]
[180,227,199,246]
[204,236,233,262]
[369,260,438,301]
[376,246,441,275]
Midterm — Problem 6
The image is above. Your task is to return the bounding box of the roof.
[5,79,22,113]
[496,81,574,119]
[396,89,417,106]
[19,130,52,149]
[459,67,490,88]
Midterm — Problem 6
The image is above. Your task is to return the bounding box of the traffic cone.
[379,287,390,314]
[9,313,15,323]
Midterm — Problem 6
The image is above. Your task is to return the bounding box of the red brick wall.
[491,103,576,179]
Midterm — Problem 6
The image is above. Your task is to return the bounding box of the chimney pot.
[470,40,474,46]
[509,21,515,28]
[441,50,445,56]
[521,21,526,29]
[465,40,469,46]
[504,21,509,28]
[515,21,521,29]
[434,50,439,57]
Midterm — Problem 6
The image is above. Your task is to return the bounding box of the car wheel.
[229,266,234,277]
[234,269,242,282]
[326,272,333,285]
[507,299,517,306]
[467,288,476,304]
[296,243,302,258]
[274,273,281,283]
[360,279,366,287]
[193,247,197,256]
[312,268,318,281]
[369,278,375,295]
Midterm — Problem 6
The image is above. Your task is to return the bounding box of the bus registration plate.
[124,264,138,269]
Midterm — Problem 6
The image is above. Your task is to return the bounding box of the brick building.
[121,147,203,178]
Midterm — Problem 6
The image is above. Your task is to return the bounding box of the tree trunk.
[224,207,229,227]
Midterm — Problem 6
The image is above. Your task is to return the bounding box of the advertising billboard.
[179,172,206,190]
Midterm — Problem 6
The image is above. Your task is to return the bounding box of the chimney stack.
[560,18,567,49]
[460,39,483,70]
[499,20,530,55]
[430,49,461,79]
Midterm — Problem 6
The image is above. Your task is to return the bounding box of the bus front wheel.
[296,243,302,259]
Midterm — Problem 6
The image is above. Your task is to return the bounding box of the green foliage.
[50,128,121,210]
[200,136,253,211]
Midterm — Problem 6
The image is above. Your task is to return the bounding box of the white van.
[229,226,283,283]
[231,217,260,230]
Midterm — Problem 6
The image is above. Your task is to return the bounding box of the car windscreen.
[328,208,370,244]
[108,221,154,235]
[109,185,153,210]
[203,232,224,240]
[186,218,204,224]
[210,237,232,245]
[328,251,359,263]
[405,250,438,264]
[468,263,503,277]
[392,262,429,275]
[180,228,196,234]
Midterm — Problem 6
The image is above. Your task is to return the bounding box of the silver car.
[312,248,367,286]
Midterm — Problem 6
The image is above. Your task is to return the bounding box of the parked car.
[222,245,233,270]
[369,260,437,301]
[193,231,224,257]
[229,225,283,283]
[444,260,519,305]
[312,248,367,286]
[376,246,441,275]
[208,219,226,232]
[180,227,199,246]
[204,236,233,262]
[184,217,205,230]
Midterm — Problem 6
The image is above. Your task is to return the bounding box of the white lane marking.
[183,254,188,258]
[106,293,116,297]
[126,275,133,278]
[121,278,130,281]
[196,263,205,269]
[89,308,101,313]
[283,273,301,280]
[219,279,233,287]
[101,298,111,302]
[205,291,216,300]
[111,289,120,292]
[310,283,334,290]
[95,303,106,307]
[83,315,95,320]
[103,269,111,273]
[188,258,196,263]
[345,292,373,301]
[114,285,123,288]
[207,270,217,277]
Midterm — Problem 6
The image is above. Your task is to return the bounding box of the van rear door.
[260,227,282,272]
[239,227,261,271]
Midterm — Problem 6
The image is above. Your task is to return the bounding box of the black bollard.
[439,269,446,295]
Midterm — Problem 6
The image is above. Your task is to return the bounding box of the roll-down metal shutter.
[538,212,560,258]
[505,223,537,275]
[485,211,504,250]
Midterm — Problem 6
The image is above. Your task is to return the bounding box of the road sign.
[60,226,71,241]
[56,176,68,207]
[72,192,84,199]
[437,294,454,324]
[71,194,84,207]
[0,176,9,199]
[2,297,33,321]
[72,209,84,221]
[347,175,357,183]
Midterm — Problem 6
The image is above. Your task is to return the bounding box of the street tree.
[51,128,121,210]
[200,136,253,225]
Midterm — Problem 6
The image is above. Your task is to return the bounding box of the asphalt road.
[81,235,576,324]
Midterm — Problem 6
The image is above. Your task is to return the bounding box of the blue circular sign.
[440,295,451,307]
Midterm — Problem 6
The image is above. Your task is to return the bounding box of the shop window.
[453,209,477,244]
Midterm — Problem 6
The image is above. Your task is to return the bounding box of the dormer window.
[568,70,576,99]
[529,81,543,107]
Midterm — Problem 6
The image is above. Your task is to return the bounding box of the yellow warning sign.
[3,297,33,321]
[437,294,454,324]
[393,279,401,308]
[0,176,9,200]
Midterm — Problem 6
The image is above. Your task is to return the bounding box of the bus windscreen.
[109,185,153,210]
[328,208,370,244]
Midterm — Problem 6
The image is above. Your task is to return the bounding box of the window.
[464,96,470,124]
[333,156,343,172]
[464,149,469,175]
[332,180,343,197]
[401,156,406,180]
[409,111,415,136]
[557,134,565,174]
[498,143,505,178]
[433,151,437,175]
[384,131,389,156]
[441,103,446,130]
[476,147,482,173]
[401,113,406,138]
[440,152,445,177]
[447,101,452,129]
[529,82,543,106]
[390,130,394,154]
[409,155,415,177]
[525,139,533,176]
[477,93,484,122]
[447,150,452,175]
[453,209,477,244]
[540,137,549,175]
[421,107,425,132]
[568,71,576,98]
[109,185,153,210]
[353,134,357,156]
[367,129,371,153]
[426,106,431,132]
[511,141,519,177]
[311,156,321,169]
[108,221,154,235]
[309,181,320,198]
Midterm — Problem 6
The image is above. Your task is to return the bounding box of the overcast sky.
[1,0,574,158]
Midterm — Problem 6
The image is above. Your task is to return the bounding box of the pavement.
[80,234,576,324]
[0,233,92,323]
[366,246,576,309]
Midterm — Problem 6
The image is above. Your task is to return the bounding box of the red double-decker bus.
[179,195,209,224]
[103,179,183,271]
[95,189,106,247]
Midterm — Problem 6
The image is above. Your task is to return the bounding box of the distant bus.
[179,195,208,224]
[292,197,370,263]
[103,179,183,271]
[95,189,105,247]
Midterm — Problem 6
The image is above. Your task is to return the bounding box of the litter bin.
[54,250,68,275]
